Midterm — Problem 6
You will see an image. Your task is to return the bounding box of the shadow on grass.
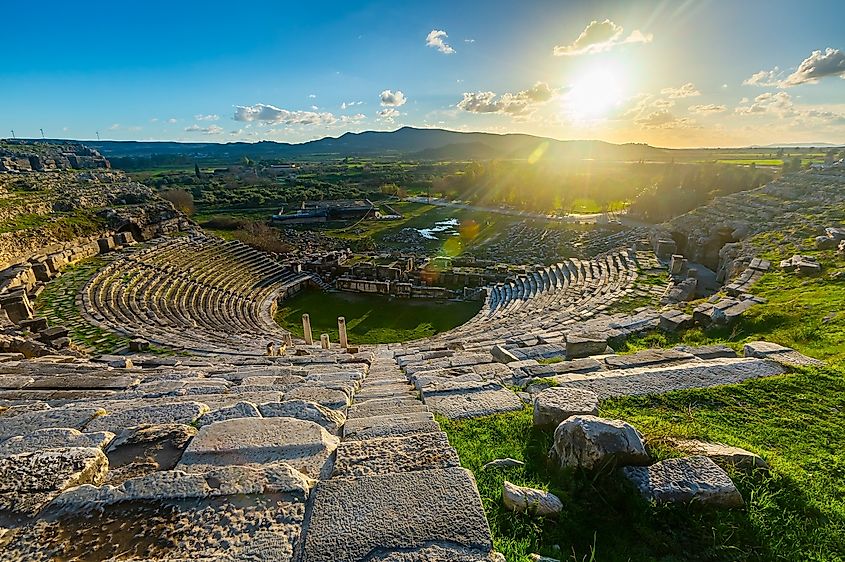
[441,399,840,562]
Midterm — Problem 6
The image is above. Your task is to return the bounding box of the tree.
[161,188,195,216]
[194,163,201,178]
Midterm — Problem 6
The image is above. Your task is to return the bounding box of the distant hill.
[748,142,845,149]
[54,127,669,162]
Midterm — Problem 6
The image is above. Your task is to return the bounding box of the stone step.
[332,431,460,477]
[300,467,492,562]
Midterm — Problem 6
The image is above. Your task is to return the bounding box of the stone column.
[320,333,330,349]
[338,316,348,349]
[302,314,313,345]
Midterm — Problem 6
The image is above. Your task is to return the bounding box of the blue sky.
[3,0,844,147]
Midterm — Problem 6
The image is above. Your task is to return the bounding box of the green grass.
[34,257,130,354]
[442,365,845,561]
[274,288,481,344]
[441,245,845,561]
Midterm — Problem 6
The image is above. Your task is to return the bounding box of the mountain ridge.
[15,127,670,161]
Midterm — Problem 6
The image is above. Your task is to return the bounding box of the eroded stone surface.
[0,407,105,441]
[533,387,599,429]
[549,415,649,471]
[671,439,770,471]
[0,428,114,457]
[0,447,108,523]
[197,401,261,427]
[301,467,492,562]
[85,401,209,433]
[259,399,346,434]
[4,464,313,562]
[333,431,459,477]
[284,385,350,410]
[105,423,198,484]
[623,456,744,508]
[342,412,440,441]
[502,480,563,517]
[177,417,338,479]
[423,387,523,419]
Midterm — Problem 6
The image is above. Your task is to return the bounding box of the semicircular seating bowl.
[81,235,312,355]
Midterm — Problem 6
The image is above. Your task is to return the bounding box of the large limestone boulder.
[533,387,599,429]
[502,480,563,517]
[177,417,339,479]
[549,415,649,471]
[623,456,744,508]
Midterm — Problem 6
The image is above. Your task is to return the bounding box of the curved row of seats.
[419,248,643,353]
[81,235,311,354]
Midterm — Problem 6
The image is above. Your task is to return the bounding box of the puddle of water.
[416,218,459,240]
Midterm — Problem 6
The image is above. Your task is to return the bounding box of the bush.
[160,188,195,216]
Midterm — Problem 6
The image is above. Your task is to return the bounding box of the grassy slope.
[274,287,481,344]
[442,248,845,561]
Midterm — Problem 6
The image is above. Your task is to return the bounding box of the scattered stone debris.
[623,456,744,508]
[779,254,821,275]
[502,480,563,517]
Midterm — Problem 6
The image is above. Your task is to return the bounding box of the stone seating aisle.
[0,345,496,561]
[80,234,312,355]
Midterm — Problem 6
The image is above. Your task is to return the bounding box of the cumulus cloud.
[745,48,845,88]
[233,103,340,126]
[735,91,845,126]
[377,108,401,122]
[167,118,177,124]
[688,104,727,114]
[743,67,784,87]
[735,92,797,116]
[426,29,455,54]
[341,101,363,110]
[185,124,223,135]
[379,90,407,107]
[783,48,845,86]
[457,82,556,117]
[553,19,652,56]
[660,82,701,98]
[194,114,219,121]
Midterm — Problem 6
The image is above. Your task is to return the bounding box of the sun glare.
[566,67,626,120]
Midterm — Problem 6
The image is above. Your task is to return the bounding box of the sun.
[566,67,626,120]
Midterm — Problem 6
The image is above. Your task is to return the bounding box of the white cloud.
[167,118,177,124]
[341,101,363,110]
[660,82,701,98]
[688,104,727,114]
[553,19,652,56]
[108,123,120,130]
[377,108,401,122]
[233,103,341,126]
[735,91,845,127]
[743,67,785,87]
[308,94,317,99]
[426,29,455,54]
[457,82,556,117]
[185,124,223,134]
[194,114,219,121]
[745,49,845,89]
[783,48,845,86]
[464,38,475,44]
[379,90,407,107]
[735,92,797,116]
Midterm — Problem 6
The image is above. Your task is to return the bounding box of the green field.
[274,288,481,344]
